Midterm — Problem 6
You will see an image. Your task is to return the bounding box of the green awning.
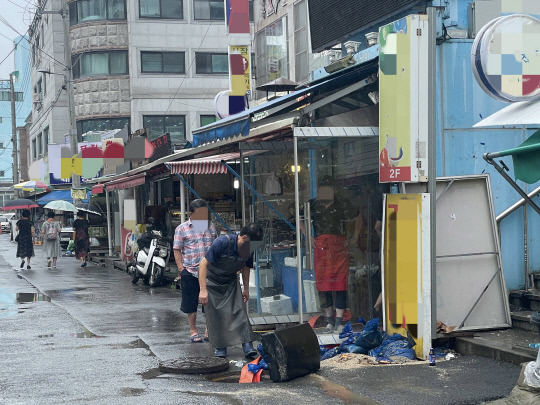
[488,129,540,184]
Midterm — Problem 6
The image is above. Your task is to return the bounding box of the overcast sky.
[0,1,34,79]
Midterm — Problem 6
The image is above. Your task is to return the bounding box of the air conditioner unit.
[32,93,42,104]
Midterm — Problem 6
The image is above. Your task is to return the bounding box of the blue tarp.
[37,190,89,206]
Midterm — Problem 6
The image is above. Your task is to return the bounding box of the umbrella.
[75,203,102,216]
[13,180,52,192]
[44,200,78,213]
[2,198,39,210]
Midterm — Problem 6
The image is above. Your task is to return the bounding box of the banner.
[229,45,251,114]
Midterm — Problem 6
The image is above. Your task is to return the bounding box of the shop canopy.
[191,57,379,147]
[166,151,263,175]
[105,173,146,191]
[474,97,540,127]
[37,189,89,206]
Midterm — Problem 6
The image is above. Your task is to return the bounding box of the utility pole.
[10,73,19,195]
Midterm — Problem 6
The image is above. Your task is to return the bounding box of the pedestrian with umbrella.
[16,209,35,269]
[73,211,90,267]
[42,211,61,268]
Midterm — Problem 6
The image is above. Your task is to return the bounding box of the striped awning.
[166,151,264,175]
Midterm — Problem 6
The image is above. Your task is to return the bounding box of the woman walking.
[73,211,90,267]
[42,211,61,268]
[16,209,35,269]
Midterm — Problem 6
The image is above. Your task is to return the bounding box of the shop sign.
[378,15,429,183]
[383,193,431,359]
[150,133,171,162]
[229,45,251,115]
[226,0,250,34]
[471,14,540,103]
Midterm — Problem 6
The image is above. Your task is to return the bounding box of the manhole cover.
[159,357,230,374]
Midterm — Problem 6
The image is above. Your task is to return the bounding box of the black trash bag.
[354,318,385,351]
[137,233,152,250]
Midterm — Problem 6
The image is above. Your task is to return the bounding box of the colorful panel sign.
[226,0,250,34]
[379,15,429,183]
[229,45,251,114]
[471,14,540,102]
[383,193,431,359]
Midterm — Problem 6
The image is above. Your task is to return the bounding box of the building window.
[195,52,228,74]
[37,133,43,157]
[0,171,4,177]
[43,127,49,156]
[143,115,185,143]
[294,0,309,83]
[255,17,288,88]
[193,0,253,21]
[32,138,37,161]
[141,52,185,73]
[72,51,128,79]
[69,0,127,26]
[200,114,217,127]
[77,117,130,137]
[140,0,183,19]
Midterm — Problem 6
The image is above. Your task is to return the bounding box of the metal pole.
[293,135,303,324]
[427,6,437,345]
[10,74,19,194]
[180,179,186,223]
[240,150,246,226]
[61,3,79,188]
[106,190,113,256]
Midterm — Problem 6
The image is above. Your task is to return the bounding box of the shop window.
[140,0,183,19]
[72,51,128,79]
[200,114,217,127]
[141,51,185,74]
[77,117,130,137]
[195,52,228,74]
[69,0,126,26]
[143,115,185,143]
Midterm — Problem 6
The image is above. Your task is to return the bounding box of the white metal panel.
[406,175,511,331]
[473,97,540,127]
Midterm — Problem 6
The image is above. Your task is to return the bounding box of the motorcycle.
[128,218,170,287]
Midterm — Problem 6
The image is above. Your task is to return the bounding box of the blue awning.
[192,57,379,146]
[37,189,90,206]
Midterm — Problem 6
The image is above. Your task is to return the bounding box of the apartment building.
[28,0,254,182]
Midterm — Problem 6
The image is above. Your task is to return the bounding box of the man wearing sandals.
[173,199,217,343]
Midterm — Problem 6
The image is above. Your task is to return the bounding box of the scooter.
[128,218,170,287]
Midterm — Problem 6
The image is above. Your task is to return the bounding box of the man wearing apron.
[199,223,264,358]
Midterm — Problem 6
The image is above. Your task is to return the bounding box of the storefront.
[180,52,384,332]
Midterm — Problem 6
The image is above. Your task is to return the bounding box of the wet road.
[0,233,522,404]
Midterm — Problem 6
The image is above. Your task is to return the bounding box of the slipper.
[203,336,209,342]
[322,323,335,334]
[190,334,203,343]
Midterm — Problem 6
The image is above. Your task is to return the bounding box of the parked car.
[0,213,15,232]
[60,226,73,249]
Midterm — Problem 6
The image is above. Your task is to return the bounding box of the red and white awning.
[166,151,267,175]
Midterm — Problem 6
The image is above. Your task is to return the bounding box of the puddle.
[313,375,380,404]
[0,291,51,316]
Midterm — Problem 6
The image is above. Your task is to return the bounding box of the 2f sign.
[390,168,400,179]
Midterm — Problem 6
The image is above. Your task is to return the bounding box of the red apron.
[314,234,349,291]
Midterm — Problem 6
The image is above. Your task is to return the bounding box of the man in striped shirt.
[173,199,217,343]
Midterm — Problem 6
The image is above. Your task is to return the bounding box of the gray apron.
[205,235,253,348]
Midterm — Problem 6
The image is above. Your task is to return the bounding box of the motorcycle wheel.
[131,270,139,284]
[148,263,162,287]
